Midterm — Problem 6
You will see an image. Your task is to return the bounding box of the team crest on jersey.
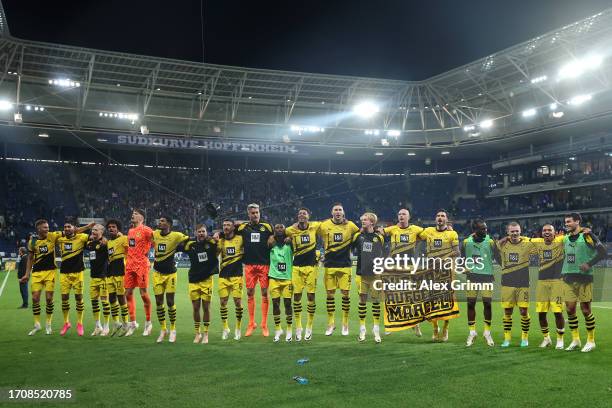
[260,226,265,232]
[400,235,409,243]
[433,239,443,248]
[333,233,343,242]
[63,243,73,251]
[300,235,310,244]
[158,243,167,252]
[543,250,552,260]
[508,253,519,262]
[129,239,136,247]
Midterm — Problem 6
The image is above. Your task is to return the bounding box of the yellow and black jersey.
[497,237,536,287]
[57,233,89,273]
[107,235,128,277]
[317,219,359,268]
[418,227,459,259]
[236,222,273,265]
[218,234,244,278]
[384,224,424,257]
[530,236,564,280]
[153,230,189,274]
[184,238,219,283]
[28,231,62,272]
[286,221,321,267]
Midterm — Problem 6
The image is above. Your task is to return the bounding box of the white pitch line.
[593,305,612,309]
[0,270,10,298]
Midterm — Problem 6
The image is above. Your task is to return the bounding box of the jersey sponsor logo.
[157,243,167,252]
[363,242,373,252]
[39,245,49,254]
[399,234,409,243]
[89,251,96,260]
[277,262,287,271]
[300,235,310,244]
[433,239,442,248]
[566,254,576,264]
[226,247,236,255]
[63,243,73,251]
[129,238,136,247]
[543,249,553,260]
[197,252,208,262]
[508,253,519,263]
[250,233,261,243]
[333,233,343,242]
[108,247,115,255]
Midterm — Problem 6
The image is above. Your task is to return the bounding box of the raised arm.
[76,222,95,234]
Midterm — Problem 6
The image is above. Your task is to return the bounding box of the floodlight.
[353,101,380,118]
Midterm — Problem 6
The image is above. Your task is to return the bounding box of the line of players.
[20,204,606,351]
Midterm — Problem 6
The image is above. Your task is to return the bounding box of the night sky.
[3,0,612,80]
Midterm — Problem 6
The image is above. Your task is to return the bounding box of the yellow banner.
[383,267,460,332]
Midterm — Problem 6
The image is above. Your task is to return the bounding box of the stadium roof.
[0,2,611,156]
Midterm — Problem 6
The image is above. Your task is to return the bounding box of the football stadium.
[0,1,611,406]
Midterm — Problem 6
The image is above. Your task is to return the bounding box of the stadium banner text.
[113,134,299,154]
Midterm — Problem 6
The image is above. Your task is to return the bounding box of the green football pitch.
[1,267,611,407]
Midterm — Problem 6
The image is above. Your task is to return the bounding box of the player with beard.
[462,219,498,347]
[285,208,320,341]
[318,203,359,336]
[561,213,606,352]
[418,210,460,342]
[183,224,218,344]
[105,219,130,337]
[56,218,95,336]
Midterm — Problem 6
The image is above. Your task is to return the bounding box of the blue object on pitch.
[293,376,309,385]
[297,358,309,365]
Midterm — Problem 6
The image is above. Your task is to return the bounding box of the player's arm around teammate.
[269,224,294,342]
[317,203,360,336]
[86,224,111,336]
[217,220,245,341]
[285,207,321,341]
[152,215,190,343]
[183,224,218,344]
[462,219,496,347]
[561,213,607,352]
[21,219,62,335]
[352,213,384,343]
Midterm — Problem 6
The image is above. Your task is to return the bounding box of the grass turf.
[0,267,611,407]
